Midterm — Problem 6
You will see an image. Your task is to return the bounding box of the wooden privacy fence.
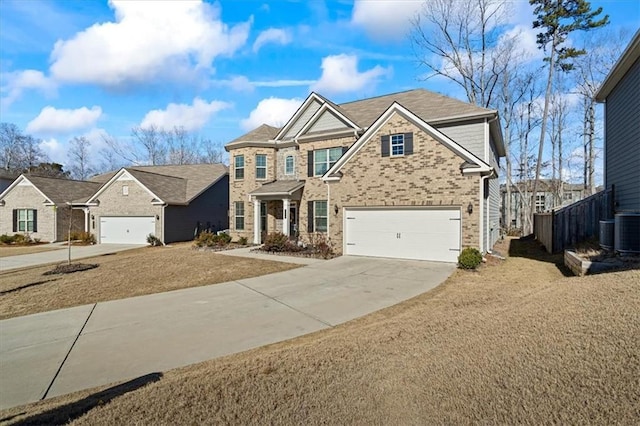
[533,187,615,253]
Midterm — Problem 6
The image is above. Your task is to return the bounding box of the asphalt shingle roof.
[23,176,102,204]
[249,180,305,196]
[91,164,228,205]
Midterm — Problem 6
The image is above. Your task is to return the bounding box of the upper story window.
[313,147,343,176]
[285,155,295,175]
[391,134,404,156]
[234,155,244,180]
[381,133,413,157]
[256,154,267,180]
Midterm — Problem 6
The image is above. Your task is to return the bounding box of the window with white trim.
[314,147,342,176]
[234,155,244,180]
[16,209,36,232]
[285,155,294,175]
[256,154,267,180]
[535,195,546,213]
[234,201,245,230]
[314,201,327,232]
[391,134,404,156]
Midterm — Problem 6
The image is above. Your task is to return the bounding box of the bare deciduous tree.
[68,136,94,180]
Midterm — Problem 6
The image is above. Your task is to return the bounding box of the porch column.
[283,198,290,237]
[253,199,261,244]
[84,208,90,232]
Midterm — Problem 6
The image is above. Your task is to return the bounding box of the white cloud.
[253,28,291,52]
[351,0,422,41]
[50,1,251,86]
[311,54,391,94]
[0,69,57,108]
[240,97,302,131]
[211,76,316,91]
[39,138,66,164]
[140,97,231,131]
[26,106,102,134]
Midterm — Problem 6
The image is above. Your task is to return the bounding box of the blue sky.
[1,0,638,168]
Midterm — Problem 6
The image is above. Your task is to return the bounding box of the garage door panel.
[101,217,155,244]
[344,208,461,262]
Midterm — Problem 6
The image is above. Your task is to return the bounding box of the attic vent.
[614,213,640,254]
[599,220,614,250]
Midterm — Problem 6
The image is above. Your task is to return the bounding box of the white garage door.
[100,216,156,244]
[344,208,461,262]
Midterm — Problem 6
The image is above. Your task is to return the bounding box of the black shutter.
[307,201,314,232]
[404,132,413,155]
[307,151,314,177]
[32,209,37,232]
[381,135,390,157]
[12,209,17,232]
[342,146,349,156]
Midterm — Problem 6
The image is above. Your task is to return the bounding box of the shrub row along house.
[226,89,505,262]
[0,164,228,244]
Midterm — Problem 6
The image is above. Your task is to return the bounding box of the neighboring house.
[595,30,640,213]
[86,164,229,244]
[0,175,101,242]
[501,179,587,229]
[225,89,505,262]
[0,169,20,193]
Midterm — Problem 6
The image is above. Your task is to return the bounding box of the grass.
[0,244,64,258]
[1,237,638,425]
[0,243,300,320]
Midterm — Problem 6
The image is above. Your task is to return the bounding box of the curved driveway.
[0,254,454,410]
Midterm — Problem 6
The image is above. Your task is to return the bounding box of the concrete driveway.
[0,255,455,410]
[0,244,146,272]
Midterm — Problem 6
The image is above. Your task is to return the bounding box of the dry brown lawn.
[1,238,638,425]
[0,244,300,319]
[0,245,64,258]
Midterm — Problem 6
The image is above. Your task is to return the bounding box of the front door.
[289,203,298,237]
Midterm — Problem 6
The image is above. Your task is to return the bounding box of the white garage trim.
[100,216,156,244]
[343,207,461,263]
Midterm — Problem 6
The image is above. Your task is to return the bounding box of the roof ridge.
[338,88,426,106]
[127,168,188,180]
[25,175,101,184]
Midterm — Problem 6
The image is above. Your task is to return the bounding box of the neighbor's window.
[285,155,294,175]
[234,201,245,230]
[234,155,244,180]
[535,195,546,212]
[256,154,267,180]
[16,209,35,232]
[314,147,342,176]
[314,201,327,232]
[391,134,404,156]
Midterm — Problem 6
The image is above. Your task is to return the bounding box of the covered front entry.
[343,207,461,262]
[249,180,305,244]
[100,216,155,244]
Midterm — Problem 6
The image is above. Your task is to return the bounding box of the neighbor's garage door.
[344,208,461,262]
[100,216,155,244]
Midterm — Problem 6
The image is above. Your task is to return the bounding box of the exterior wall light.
[467,203,473,214]
[334,204,339,214]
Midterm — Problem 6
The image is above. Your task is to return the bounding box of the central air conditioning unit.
[599,219,615,250]
[614,213,640,254]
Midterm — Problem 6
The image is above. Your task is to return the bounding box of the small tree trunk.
[588,99,596,195]
[67,205,72,265]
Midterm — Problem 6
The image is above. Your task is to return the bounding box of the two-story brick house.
[225,89,505,262]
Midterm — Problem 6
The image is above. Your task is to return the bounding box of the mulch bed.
[43,263,99,275]
[251,247,336,260]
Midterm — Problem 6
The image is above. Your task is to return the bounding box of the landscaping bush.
[262,232,301,252]
[309,233,334,259]
[458,247,483,270]
[13,234,33,245]
[0,234,16,244]
[69,231,96,244]
[193,231,231,248]
[238,236,248,245]
[147,234,163,247]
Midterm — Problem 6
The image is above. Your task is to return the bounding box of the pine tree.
[529,0,608,221]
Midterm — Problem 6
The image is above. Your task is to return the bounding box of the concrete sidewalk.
[0,255,455,410]
[0,244,146,272]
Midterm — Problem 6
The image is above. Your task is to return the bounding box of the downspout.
[479,174,491,253]
[161,204,167,245]
[53,205,57,243]
[326,180,331,236]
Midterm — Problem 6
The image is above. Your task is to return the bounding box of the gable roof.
[323,102,492,181]
[225,124,280,150]
[0,174,101,204]
[89,164,228,205]
[596,29,640,102]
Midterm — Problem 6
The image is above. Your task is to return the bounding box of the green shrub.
[13,234,33,245]
[147,234,163,247]
[458,247,483,270]
[238,236,248,245]
[69,231,96,244]
[0,234,15,244]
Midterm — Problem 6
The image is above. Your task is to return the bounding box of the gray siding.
[489,177,500,248]
[436,119,486,160]
[605,58,640,211]
[307,111,349,133]
[283,100,321,139]
[164,175,229,243]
